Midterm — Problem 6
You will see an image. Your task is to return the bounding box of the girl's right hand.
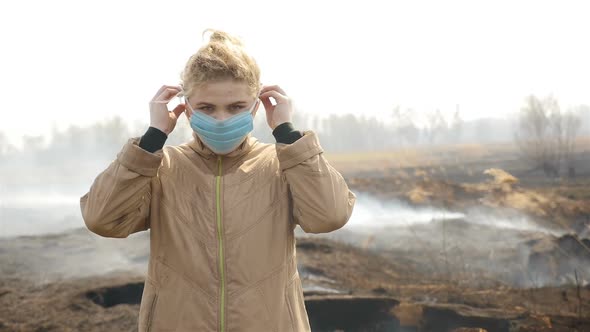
[149,85,186,135]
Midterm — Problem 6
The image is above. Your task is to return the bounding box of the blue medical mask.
[188,99,258,155]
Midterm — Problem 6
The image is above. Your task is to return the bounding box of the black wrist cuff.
[139,126,168,153]
[272,122,303,144]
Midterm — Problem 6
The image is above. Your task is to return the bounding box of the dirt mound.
[484,168,519,190]
[405,179,473,208]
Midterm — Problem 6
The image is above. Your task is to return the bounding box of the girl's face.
[184,80,260,121]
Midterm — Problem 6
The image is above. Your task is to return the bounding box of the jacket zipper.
[216,156,226,332]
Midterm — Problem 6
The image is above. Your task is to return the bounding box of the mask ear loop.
[182,93,193,113]
[249,87,262,114]
[176,84,190,110]
[253,83,265,112]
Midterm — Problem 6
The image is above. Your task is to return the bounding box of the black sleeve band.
[272,122,303,144]
[138,126,168,153]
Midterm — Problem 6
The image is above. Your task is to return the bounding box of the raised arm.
[275,129,356,234]
[80,84,185,238]
[80,134,164,238]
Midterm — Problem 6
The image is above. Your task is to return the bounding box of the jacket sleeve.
[276,130,356,233]
[80,136,163,238]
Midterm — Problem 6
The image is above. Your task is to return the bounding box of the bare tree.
[425,109,448,144]
[562,109,582,177]
[449,105,464,143]
[391,106,419,145]
[0,131,12,157]
[515,95,582,177]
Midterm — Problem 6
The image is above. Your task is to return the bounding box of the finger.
[262,97,274,123]
[260,85,286,95]
[261,84,281,92]
[152,86,167,100]
[265,104,273,125]
[260,90,288,104]
[152,85,182,100]
[154,88,182,102]
[171,103,186,118]
[260,95,274,111]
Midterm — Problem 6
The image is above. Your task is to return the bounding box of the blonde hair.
[180,29,261,98]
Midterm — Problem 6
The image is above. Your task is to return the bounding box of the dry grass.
[326,137,590,176]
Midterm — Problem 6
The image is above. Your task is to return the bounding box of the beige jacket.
[80,129,356,332]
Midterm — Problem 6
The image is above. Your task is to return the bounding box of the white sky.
[1,0,589,146]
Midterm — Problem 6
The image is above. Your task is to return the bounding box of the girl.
[80,29,356,332]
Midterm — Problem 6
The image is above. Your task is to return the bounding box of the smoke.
[463,207,562,235]
[347,193,465,228]
[0,191,81,238]
[333,192,587,288]
[1,192,80,207]
[0,191,149,283]
[347,192,556,234]
[1,190,587,288]
[0,227,149,285]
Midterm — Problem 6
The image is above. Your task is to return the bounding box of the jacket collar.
[187,131,258,159]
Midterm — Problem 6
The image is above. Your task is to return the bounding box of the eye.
[199,106,213,112]
[230,104,245,112]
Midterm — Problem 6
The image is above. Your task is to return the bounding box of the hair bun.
[202,29,244,47]
[181,29,260,98]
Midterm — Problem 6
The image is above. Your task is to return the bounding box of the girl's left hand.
[259,85,293,130]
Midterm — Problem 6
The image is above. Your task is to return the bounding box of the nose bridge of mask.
[247,90,260,114]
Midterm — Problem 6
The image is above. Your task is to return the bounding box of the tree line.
[0,95,588,182]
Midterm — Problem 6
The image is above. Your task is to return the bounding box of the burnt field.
[1,140,590,331]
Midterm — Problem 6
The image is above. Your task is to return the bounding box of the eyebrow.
[196,101,248,106]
